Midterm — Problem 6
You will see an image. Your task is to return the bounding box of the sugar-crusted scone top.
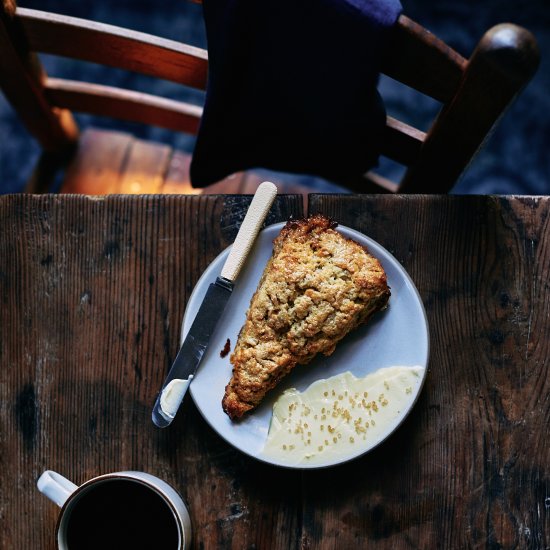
[223,215,390,420]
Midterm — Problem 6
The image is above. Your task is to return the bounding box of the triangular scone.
[222,215,390,420]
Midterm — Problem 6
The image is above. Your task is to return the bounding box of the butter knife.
[152,181,278,428]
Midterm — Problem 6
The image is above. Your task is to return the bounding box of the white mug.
[37,470,192,549]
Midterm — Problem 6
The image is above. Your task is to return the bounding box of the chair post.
[0,0,79,153]
[399,23,540,194]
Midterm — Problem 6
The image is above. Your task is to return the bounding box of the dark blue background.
[1,0,548,194]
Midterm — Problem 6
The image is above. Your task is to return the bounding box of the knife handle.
[221,181,278,282]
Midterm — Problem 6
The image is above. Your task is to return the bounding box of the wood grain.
[44,78,203,135]
[1,195,549,548]
[1,23,546,550]
[17,8,208,89]
[307,194,550,549]
[0,194,303,550]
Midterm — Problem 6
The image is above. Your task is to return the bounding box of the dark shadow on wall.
[0,0,548,194]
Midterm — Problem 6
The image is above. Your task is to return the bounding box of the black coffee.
[65,480,179,550]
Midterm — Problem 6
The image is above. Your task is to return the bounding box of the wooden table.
[1,194,549,549]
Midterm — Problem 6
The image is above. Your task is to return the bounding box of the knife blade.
[152,181,278,428]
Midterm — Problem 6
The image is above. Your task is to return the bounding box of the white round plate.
[183,222,429,468]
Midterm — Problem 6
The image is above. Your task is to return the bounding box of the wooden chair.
[0,0,540,195]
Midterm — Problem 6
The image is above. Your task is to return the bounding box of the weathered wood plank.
[306,194,550,549]
[1,195,549,548]
[0,194,303,549]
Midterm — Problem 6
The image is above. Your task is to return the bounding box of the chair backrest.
[376,16,539,193]
[0,1,540,193]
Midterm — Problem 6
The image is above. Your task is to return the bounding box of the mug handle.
[37,470,78,507]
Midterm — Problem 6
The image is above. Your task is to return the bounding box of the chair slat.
[364,171,399,193]
[381,116,426,166]
[17,8,208,90]
[44,78,203,135]
[381,16,466,103]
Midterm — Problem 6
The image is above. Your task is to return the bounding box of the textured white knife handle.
[220,181,277,282]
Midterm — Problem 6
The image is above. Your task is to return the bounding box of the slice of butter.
[261,366,424,466]
[159,378,189,419]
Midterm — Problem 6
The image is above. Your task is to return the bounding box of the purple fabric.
[190,0,402,187]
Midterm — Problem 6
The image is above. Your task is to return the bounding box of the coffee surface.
[65,480,179,549]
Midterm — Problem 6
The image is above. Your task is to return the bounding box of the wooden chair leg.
[0,0,78,153]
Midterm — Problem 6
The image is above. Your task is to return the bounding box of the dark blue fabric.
[190,0,402,187]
